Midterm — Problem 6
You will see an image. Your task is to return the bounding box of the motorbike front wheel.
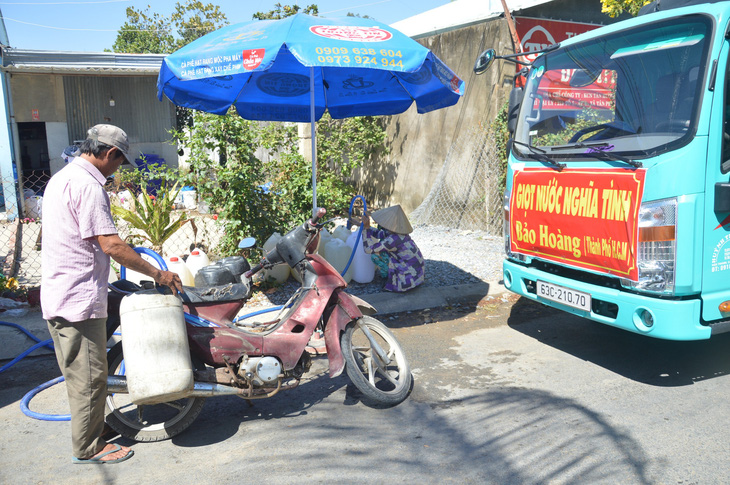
[341,316,412,406]
[105,342,206,442]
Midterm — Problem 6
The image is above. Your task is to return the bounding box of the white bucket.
[346,230,375,283]
[120,293,193,404]
[181,190,197,210]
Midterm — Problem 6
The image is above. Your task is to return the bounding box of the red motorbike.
[105,208,412,442]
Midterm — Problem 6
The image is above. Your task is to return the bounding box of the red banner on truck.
[510,168,647,280]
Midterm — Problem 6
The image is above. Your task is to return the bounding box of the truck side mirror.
[507,87,524,134]
[474,49,496,75]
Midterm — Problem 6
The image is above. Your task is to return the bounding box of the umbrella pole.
[310,66,317,216]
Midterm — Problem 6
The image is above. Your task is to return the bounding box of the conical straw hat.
[371,205,413,234]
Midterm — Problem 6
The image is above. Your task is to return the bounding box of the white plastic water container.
[124,253,161,285]
[318,228,333,256]
[185,249,210,281]
[262,233,290,284]
[181,189,197,210]
[332,225,351,242]
[324,238,353,283]
[346,230,375,283]
[120,293,193,404]
[166,256,194,286]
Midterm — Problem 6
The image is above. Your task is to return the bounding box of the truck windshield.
[515,15,712,159]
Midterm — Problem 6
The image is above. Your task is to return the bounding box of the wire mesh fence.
[1,171,225,288]
[410,124,504,235]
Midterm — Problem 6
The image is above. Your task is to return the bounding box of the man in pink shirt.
[41,124,184,465]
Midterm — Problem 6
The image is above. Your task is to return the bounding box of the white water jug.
[185,249,210,281]
[324,238,353,283]
[332,225,351,242]
[120,293,193,404]
[346,230,375,283]
[318,228,333,257]
[166,256,194,286]
[262,233,290,284]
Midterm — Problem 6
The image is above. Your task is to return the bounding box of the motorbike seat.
[179,282,252,304]
[108,279,144,294]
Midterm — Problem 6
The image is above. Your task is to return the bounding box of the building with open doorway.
[0,44,178,221]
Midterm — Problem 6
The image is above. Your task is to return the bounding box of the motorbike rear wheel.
[341,316,412,406]
[105,342,206,442]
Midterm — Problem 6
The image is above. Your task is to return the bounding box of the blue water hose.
[119,246,168,280]
[0,321,54,373]
[20,376,70,421]
[0,321,71,420]
[341,195,367,277]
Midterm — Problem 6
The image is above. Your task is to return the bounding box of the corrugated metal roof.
[0,48,165,75]
[391,0,554,38]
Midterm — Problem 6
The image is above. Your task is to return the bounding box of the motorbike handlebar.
[309,207,326,227]
[244,261,265,280]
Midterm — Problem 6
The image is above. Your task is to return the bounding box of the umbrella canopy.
[157,13,465,208]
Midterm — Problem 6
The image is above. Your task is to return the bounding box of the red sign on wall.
[514,17,600,63]
[510,168,646,280]
[513,17,601,88]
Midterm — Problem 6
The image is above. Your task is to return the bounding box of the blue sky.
[0,0,450,52]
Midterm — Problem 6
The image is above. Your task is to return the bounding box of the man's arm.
[97,234,185,294]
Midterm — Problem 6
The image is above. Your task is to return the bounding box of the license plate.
[536,280,591,312]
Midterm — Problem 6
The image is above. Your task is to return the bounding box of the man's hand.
[97,234,186,294]
[154,270,184,295]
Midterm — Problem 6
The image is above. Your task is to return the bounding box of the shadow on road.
[507,297,730,386]
[175,381,653,483]
[170,360,366,448]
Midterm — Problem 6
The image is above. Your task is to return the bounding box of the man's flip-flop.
[72,444,134,465]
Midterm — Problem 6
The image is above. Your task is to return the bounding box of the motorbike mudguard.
[348,294,377,316]
[324,292,365,378]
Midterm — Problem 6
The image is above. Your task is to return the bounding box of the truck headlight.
[621,197,677,295]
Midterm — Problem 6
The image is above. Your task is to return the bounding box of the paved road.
[1,295,729,484]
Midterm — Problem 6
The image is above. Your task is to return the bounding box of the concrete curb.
[359,280,506,315]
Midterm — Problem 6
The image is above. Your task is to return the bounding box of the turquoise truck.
[476,0,730,340]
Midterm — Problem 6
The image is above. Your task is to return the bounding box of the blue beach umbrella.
[158,13,465,210]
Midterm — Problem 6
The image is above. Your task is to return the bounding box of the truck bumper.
[503,260,711,341]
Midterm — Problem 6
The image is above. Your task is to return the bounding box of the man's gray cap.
[87,124,131,162]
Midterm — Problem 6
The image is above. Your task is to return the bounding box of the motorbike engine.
[239,356,282,387]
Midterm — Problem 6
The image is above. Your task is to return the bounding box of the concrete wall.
[350,19,515,214]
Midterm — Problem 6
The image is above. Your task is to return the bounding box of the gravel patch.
[247,225,505,308]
